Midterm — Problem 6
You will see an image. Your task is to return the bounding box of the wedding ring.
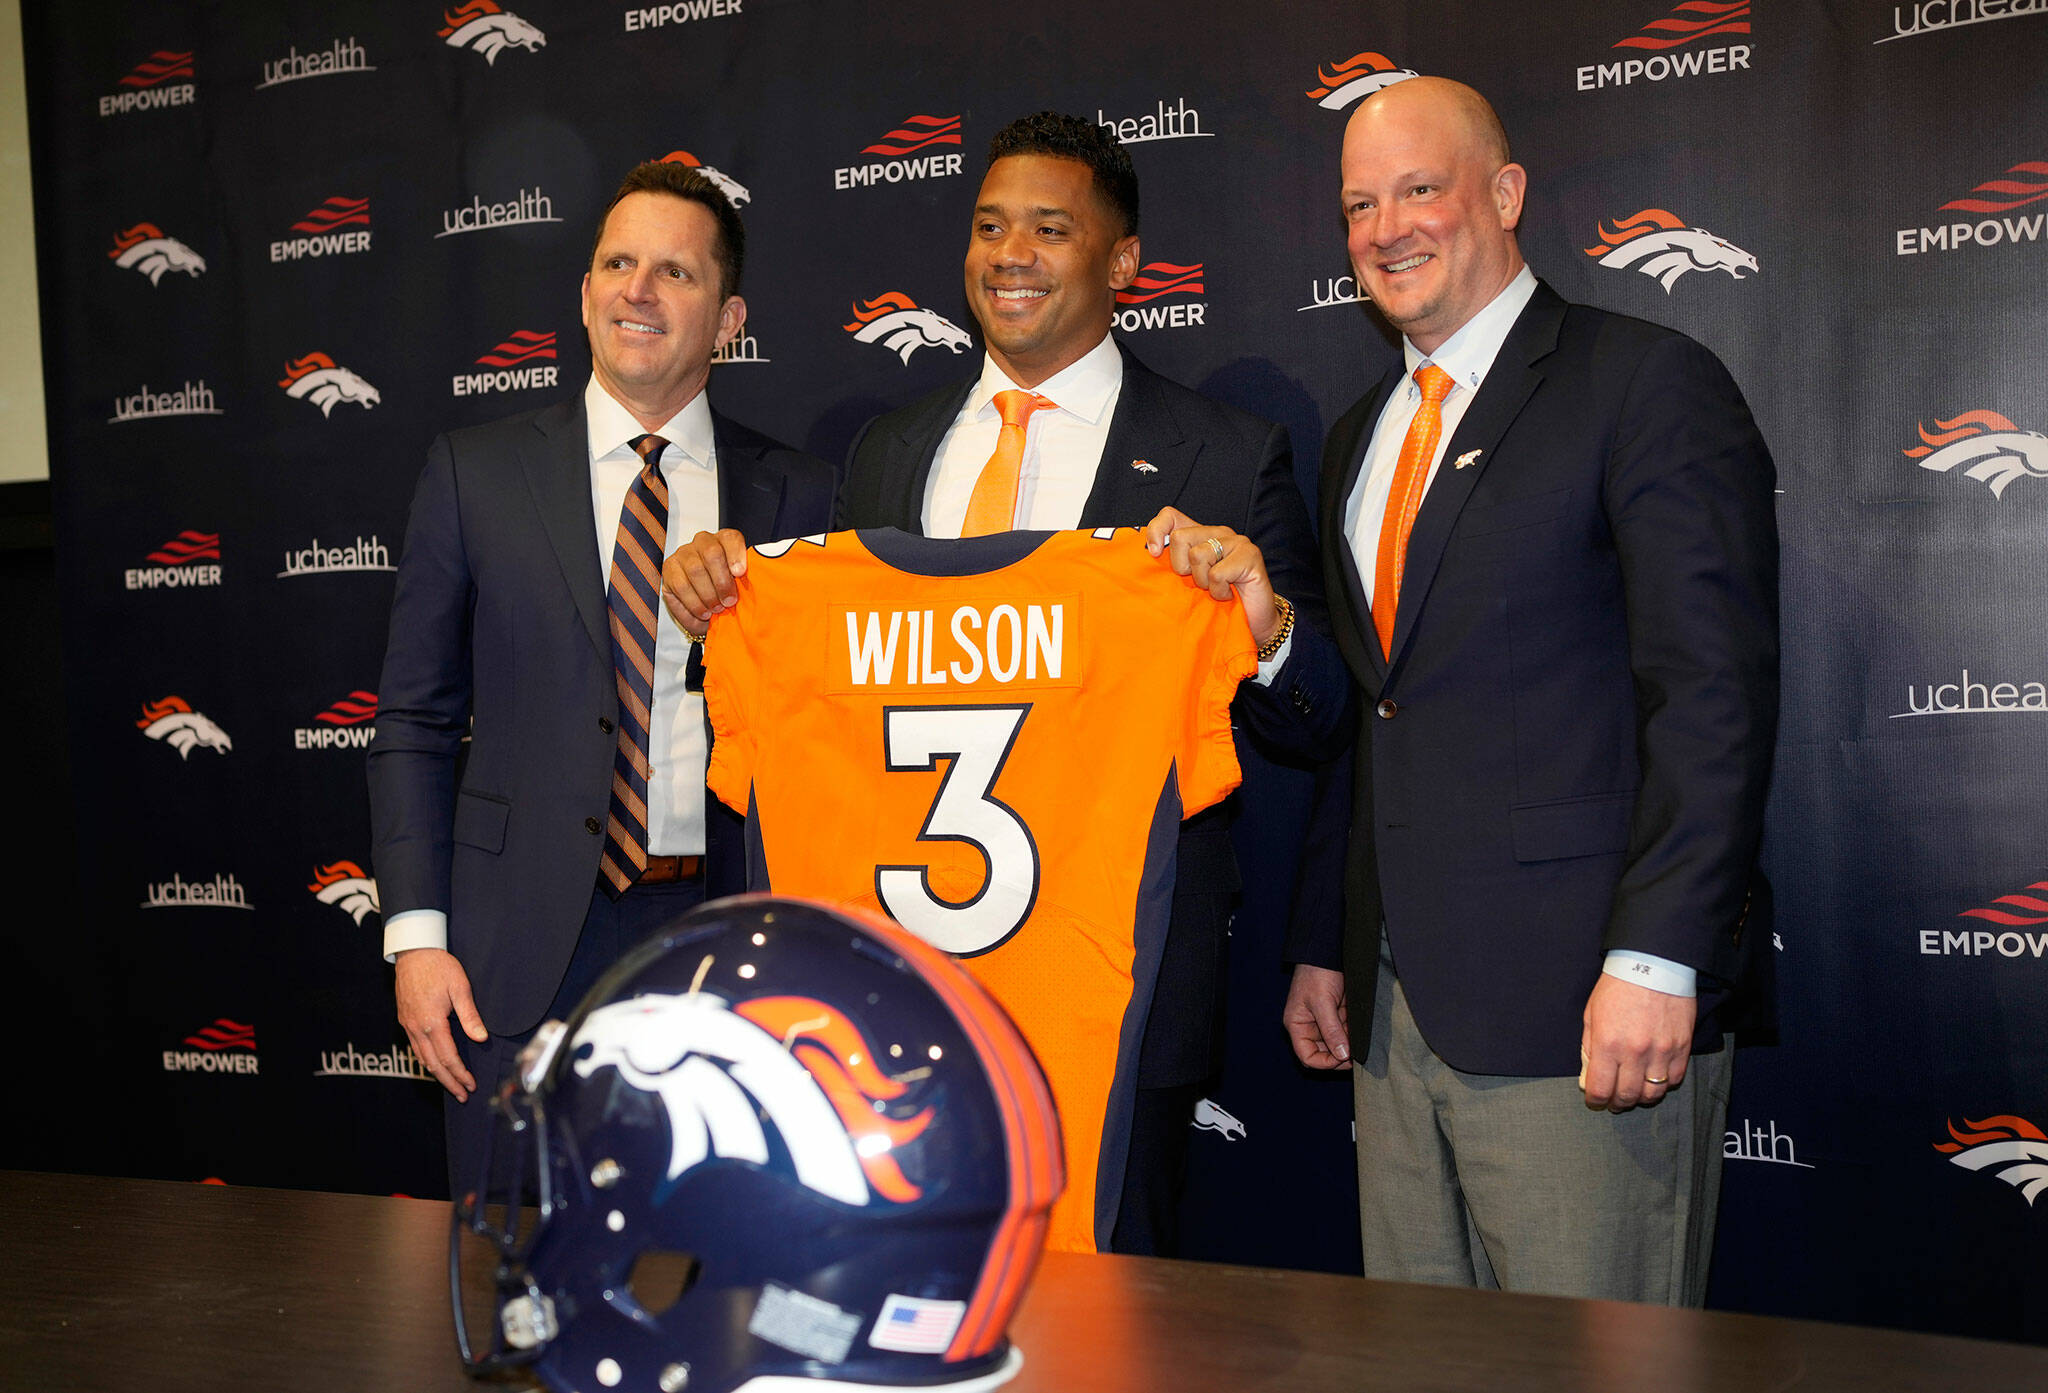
[1208,538,1226,560]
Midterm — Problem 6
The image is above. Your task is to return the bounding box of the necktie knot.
[631,433,670,475]
[1414,364,1454,405]
[994,389,1054,429]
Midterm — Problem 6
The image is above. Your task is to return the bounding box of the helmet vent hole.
[626,1250,700,1316]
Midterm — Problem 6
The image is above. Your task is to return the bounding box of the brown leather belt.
[635,854,702,885]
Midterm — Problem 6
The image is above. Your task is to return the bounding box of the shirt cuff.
[384,908,448,963]
[1601,950,1696,997]
[1252,629,1293,686]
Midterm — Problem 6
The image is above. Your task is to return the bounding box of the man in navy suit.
[368,161,833,1195]
[1168,78,1777,1302]
[665,113,1337,1254]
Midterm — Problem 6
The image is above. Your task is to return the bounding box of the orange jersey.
[705,527,1255,1253]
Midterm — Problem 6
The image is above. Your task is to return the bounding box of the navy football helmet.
[453,896,1064,1393]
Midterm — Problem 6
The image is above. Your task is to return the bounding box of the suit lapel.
[1385,285,1565,669]
[521,396,609,661]
[888,380,973,530]
[712,410,790,540]
[1079,347,1191,528]
[1325,368,1402,685]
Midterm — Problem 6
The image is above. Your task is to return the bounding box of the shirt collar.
[969,331,1122,426]
[583,375,716,471]
[1401,264,1538,395]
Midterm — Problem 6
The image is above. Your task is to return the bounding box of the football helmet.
[452,895,1064,1393]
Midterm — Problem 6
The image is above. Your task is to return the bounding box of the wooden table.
[4,1171,2041,1391]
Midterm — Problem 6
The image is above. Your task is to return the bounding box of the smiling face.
[1339,78,1526,356]
[963,154,1138,388]
[581,191,744,429]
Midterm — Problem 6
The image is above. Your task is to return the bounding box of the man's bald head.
[1349,77,1511,172]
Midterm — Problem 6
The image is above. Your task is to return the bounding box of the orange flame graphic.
[1934,1115,2047,1152]
[1614,1,1751,51]
[109,223,166,255]
[1306,51,1398,99]
[843,292,918,331]
[308,861,369,892]
[440,0,504,34]
[1584,208,1686,255]
[1902,409,2020,458]
[278,352,339,386]
[136,695,193,726]
[660,150,704,166]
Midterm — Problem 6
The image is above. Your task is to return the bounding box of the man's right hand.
[661,528,750,636]
[395,948,487,1100]
[1284,963,1351,1069]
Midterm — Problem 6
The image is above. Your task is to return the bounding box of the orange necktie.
[962,389,1055,536]
[1372,364,1455,659]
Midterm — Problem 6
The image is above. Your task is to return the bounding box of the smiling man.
[368,161,832,1197]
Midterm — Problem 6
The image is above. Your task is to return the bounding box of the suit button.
[1376,699,1399,720]
[598,716,614,734]
[584,816,602,835]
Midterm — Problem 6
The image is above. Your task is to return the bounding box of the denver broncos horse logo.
[660,151,750,207]
[279,353,381,415]
[1935,1115,2048,1206]
[438,0,546,64]
[1304,51,1417,110]
[1904,410,2048,499]
[109,224,206,285]
[572,992,932,1205]
[309,861,381,925]
[136,695,232,758]
[844,293,973,364]
[1583,209,1757,292]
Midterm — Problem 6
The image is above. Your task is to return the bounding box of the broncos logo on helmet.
[309,861,381,925]
[1584,208,1758,293]
[109,224,206,285]
[278,353,381,416]
[1936,1115,2048,1206]
[844,292,974,364]
[136,696,232,758]
[1904,410,2048,499]
[571,991,932,1205]
[438,0,546,64]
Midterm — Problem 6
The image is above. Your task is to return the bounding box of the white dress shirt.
[383,376,719,959]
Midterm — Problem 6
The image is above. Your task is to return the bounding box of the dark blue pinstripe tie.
[600,434,670,896]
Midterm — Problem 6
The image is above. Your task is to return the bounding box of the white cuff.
[1601,950,1696,997]
[383,908,448,963]
[1252,629,1293,686]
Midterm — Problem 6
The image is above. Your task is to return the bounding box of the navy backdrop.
[19,0,2047,1344]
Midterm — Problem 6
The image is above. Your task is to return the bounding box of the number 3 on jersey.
[874,704,1040,956]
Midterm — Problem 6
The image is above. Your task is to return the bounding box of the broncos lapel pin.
[1453,449,1483,470]
[1130,459,1158,474]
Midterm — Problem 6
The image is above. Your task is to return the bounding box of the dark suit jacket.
[1287,280,1779,1076]
[368,394,834,1036]
[838,343,1343,1084]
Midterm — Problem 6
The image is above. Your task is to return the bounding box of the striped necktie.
[600,433,670,897]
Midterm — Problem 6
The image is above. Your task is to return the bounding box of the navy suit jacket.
[368,393,834,1036]
[1287,281,1779,1076]
[837,344,1343,1084]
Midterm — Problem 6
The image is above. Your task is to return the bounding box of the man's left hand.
[1579,974,1695,1112]
[1140,506,1283,647]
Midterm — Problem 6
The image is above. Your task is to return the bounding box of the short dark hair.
[589,160,745,299]
[987,111,1139,237]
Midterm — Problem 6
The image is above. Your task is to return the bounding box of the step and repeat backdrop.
[24,0,2046,1343]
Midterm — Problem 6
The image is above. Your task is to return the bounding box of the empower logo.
[453,330,558,396]
[438,0,546,63]
[296,691,378,750]
[126,531,221,590]
[137,696,231,758]
[1304,52,1417,110]
[1114,261,1208,332]
[834,116,965,189]
[844,293,972,364]
[625,0,741,34]
[270,197,372,261]
[1920,879,2048,956]
[659,150,750,206]
[1896,161,2048,256]
[100,51,196,116]
[1577,3,1753,89]
[279,353,380,415]
[1583,209,1757,291]
[1903,410,2048,498]
[165,1019,259,1074]
[1935,1116,2048,1205]
[309,861,381,925]
[109,224,206,285]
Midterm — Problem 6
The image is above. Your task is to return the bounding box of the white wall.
[0,0,49,486]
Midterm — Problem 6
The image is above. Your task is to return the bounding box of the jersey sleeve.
[702,569,763,816]
[1173,591,1257,818]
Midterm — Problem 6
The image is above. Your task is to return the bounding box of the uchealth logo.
[1097,96,1210,144]
[438,0,546,64]
[712,329,768,365]
[453,330,558,396]
[1895,667,2047,720]
[1920,878,2048,957]
[437,185,558,238]
[270,197,372,262]
[1583,209,1757,291]
[1114,261,1208,333]
[165,1019,259,1075]
[844,293,972,364]
[126,531,221,590]
[257,36,373,89]
[137,696,232,758]
[1299,271,1367,313]
[109,224,206,285]
[296,690,378,750]
[1304,51,1417,110]
[1903,409,2048,498]
[1723,1116,1813,1168]
[100,50,195,117]
[142,872,251,911]
[278,533,393,578]
[1880,2,2048,46]
[310,860,381,925]
[279,353,380,415]
[1895,160,2048,257]
[1576,2,1753,90]
[659,150,750,206]
[315,1040,433,1081]
[624,0,742,36]
[1935,1116,2048,1205]
[834,115,964,190]
[110,379,218,424]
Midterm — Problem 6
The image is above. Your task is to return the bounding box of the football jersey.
[705,526,1255,1254]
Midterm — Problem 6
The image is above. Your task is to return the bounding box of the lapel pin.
[1453,449,1483,470]
[1130,459,1158,474]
